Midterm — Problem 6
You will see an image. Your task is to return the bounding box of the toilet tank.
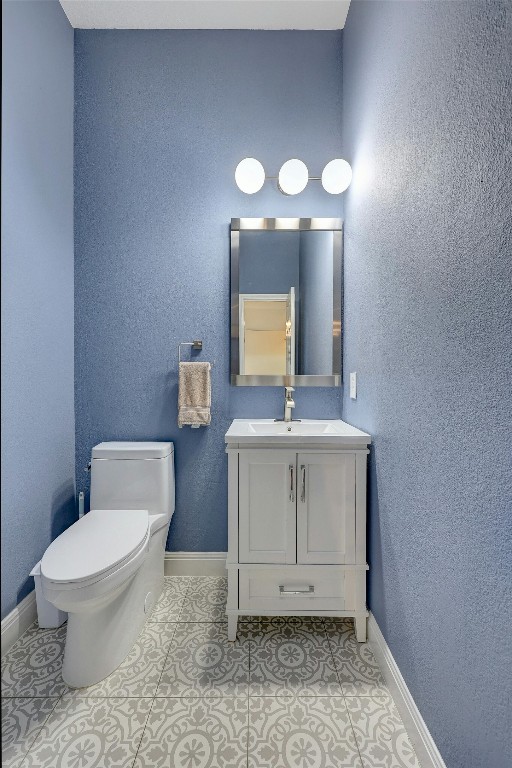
[90,442,175,520]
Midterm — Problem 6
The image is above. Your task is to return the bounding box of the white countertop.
[225,419,371,447]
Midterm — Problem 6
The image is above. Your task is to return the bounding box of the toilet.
[40,441,175,688]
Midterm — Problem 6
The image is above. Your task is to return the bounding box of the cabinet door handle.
[300,465,306,502]
[289,465,294,502]
[279,585,315,595]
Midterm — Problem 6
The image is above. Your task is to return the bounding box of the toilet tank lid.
[92,441,174,459]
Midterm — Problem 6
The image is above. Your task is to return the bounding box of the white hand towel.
[178,362,211,428]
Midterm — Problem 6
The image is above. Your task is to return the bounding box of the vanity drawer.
[239,567,354,612]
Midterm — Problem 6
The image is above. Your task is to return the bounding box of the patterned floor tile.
[22,696,153,768]
[1,626,67,698]
[1,697,60,768]
[346,696,421,768]
[240,616,326,627]
[248,695,362,768]
[2,583,421,767]
[156,621,249,697]
[179,576,228,622]
[133,697,248,768]
[148,577,190,622]
[325,619,389,696]
[64,623,178,697]
[248,618,342,697]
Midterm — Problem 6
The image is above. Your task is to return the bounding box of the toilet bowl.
[40,441,175,688]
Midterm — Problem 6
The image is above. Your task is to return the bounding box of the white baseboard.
[1,591,37,657]
[164,551,227,577]
[368,613,447,768]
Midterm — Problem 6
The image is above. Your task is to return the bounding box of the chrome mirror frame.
[230,217,342,387]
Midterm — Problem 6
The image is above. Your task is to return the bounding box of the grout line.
[175,574,196,621]
[131,595,184,768]
[22,693,64,768]
[319,615,347,698]
[163,576,192,623]
[324,617,343,692]
[150,617,227,622]
[152,623,180,696]
[129,696,158,768]
[17,688,66,764]
[246,686,250,768]
[325,617,366,768]
[345,705,366,768]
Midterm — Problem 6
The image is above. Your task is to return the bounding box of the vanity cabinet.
[238,450,355,566]
[238,450,297,564]
[296,452,356,565]
[225,421,371,642]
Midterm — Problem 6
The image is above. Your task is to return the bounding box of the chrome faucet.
[283,387,295,422]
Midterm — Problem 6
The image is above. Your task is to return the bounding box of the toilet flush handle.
[85,462,91,473]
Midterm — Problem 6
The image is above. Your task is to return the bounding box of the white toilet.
[40,441,175,688]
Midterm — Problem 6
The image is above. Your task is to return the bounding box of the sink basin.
[225,419,371,446]
[248,421,337,435]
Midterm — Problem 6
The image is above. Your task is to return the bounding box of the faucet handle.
[285,386,295,396]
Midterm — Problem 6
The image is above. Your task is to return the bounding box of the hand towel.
[178,362,211,427]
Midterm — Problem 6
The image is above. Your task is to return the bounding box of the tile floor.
[2,576,421,767]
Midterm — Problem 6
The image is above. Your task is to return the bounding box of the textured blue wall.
[1,0,75,619]
[74,30,343,552]
[342,2,512,766]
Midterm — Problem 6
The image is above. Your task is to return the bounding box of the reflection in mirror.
[240,291,295,375]
[231,219,342,386]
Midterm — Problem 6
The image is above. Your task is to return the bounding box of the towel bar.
[178,340,214,367]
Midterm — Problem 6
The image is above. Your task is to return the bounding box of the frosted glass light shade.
[321,159,352,194]
[278,159,309,195]
[235,158,265,194]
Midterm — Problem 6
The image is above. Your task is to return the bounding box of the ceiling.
[59,0,351,30]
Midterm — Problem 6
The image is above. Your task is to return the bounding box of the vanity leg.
[354,614,367,643]
[227,613,238,641]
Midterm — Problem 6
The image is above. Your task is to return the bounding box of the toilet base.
[62,526,167,688]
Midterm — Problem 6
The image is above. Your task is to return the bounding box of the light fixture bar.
[235,158,352,195]
[264,175,321,180]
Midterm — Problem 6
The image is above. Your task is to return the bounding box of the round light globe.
[321,159,353,194]
[278,159,309,195]
[235,158,265,194]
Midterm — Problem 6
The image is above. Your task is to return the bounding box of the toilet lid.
[41,509,149,584]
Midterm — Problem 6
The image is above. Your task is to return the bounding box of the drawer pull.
[279,585,315,595]
[289,464,294,502]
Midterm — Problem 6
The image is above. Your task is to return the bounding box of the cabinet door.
[297,453,356,564]
[239,450,297,564]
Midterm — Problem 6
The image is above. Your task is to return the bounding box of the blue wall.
[299,231,333,373]
[341,2,512,766]
[239,231,300,295]
[74,30,343,552]
[1,0,75,619]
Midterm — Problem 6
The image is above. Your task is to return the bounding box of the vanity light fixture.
[321,158,353,194]
[278,159,309,196]
[235,157,352,195]
[235,157,265,195]
[234,157,266,194]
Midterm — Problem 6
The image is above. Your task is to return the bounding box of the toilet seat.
[41,509,150,590]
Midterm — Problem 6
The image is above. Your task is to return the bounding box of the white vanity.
[225,418,371,641]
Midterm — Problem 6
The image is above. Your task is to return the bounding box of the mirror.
[231,218,342,386]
